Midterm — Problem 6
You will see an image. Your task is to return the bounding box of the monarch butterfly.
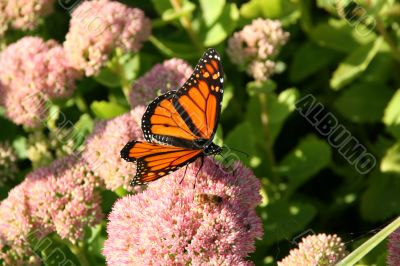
[121,48,224,186]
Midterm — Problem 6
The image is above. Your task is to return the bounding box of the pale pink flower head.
[0,85,48,127]
[0,185,33,246]
[226,18,289,82]
[0,235,40,266]
[83,106,145,191]
[0,184,41,265]
[0,2,8,37]
[22,155,103,243]
[388,228,400,266]
[0,0,54,38]
[278,234,347,266]
[64,0,151,76]
[129,58,193,107]
[103,158,263,265]
[0,155,101,262]
[0,37,81,127]
[0,0,55,35]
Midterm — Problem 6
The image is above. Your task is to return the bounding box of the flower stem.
[169,0,203,52]
[75,91,88,113]
[69,241,91,266]
[258,93,277,181]
[336,216,400,266]
[149,35,175,57]
[376,18,400,62]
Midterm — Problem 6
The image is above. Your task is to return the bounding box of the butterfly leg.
[193,156,205,189]
[179,164,189,184]
[231,161,236,176]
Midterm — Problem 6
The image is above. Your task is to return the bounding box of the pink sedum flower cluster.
[83,106,145,191]
[0,0,55,36]
[0,2,7,36]
[0,155,102,264]
[0,186,41,265]
[64,0,151,76]
[0,37,81,127]
[388,228,400,266]
[226,18,289,82]
[103,158,263,265]
[278,234,347,266]
[129,58,193,107]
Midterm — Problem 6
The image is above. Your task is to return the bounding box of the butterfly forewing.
[141,48,224,148]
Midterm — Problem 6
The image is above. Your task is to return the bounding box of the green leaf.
[259,0,282,18]
[337,217,400,266]
[361,52,393,84]
[95,67,121,88]
[12,136,28,159]
[199,0,225,26]
[381,142,400,173]
[28,233,80,266]
[72,114,94,148]
[150,0,171,16]
[162,1,196,22]
[90,101,128,119]
[383,89,400,139]
[353,236,387,266]
[86,224,106,263]
[361,173,400,221]
[240,0,298,21]
[149,36,200,60]
[278,135,331,191]
[221,84,234,112]
[330,37,383,90]
[246,80,276,95]
[334,81,392,123]
[224,121,257,166]
[259,200,317,246]
[316,0,346,14]
[289,41,340,82]
[309,19,376,53]
[269,88,299,143]
[121,54,140,81]
[245,88,299,147]
[74,114,94,135]
[239,0,263,18]
[201,3,239,46]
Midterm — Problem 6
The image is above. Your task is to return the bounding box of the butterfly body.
[121,48,224,186]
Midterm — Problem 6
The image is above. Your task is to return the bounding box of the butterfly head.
[203,142,222,156]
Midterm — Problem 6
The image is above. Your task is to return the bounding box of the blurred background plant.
[0,0,400,265]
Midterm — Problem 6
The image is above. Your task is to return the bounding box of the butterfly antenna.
[222,147,249,158]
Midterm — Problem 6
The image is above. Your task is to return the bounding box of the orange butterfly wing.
[121,140,202,186]
[121,49,224,186]
[142,48,224,148]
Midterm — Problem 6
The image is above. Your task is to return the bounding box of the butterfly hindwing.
[121,140,202,186]
[141,48,224,148]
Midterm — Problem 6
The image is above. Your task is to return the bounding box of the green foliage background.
[1,0,400,265]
